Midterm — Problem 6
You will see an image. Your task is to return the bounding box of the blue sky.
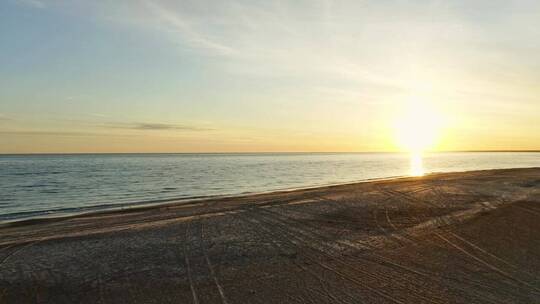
[1,0,539,153]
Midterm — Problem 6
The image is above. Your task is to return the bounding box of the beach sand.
[1,168,540,303]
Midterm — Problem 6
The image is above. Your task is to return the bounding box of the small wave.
[11,171,65,176]
[11,172,34,176]
[21,184,48,188]
[40,190,59,194]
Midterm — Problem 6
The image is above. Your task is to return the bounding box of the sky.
[1,0,539,153]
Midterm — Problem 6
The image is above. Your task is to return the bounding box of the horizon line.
[1,150,540,156]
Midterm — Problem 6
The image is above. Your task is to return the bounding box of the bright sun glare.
[394,99,443,176]
[395,101,441,153]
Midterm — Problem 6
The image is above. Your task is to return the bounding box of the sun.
[393,98,445,176]
[394,100,442,153]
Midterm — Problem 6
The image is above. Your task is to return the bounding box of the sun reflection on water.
[410,152,424,176]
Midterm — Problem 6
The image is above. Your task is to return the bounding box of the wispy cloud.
[12,1,540,114]
[0,131,131,137]
[87,0,410,91]
[0,122,214,137]
[141,0,236,55]
[103,122,214,131]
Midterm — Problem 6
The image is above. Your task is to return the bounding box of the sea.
[0,152,538,221]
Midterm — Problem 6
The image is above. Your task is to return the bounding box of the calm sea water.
[0,152,539,221]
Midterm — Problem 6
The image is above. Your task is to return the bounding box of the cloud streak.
[141,0,236,55]
[96,1,520,95]
[0,131,133,137]
[103,122,214,131]
[14,0,540,97]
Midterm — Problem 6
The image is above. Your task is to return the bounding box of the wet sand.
[1,167,540,303]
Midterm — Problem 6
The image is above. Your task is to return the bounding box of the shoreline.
[3,167,535,227]
[1,167,540,303]
[0,173,411,226]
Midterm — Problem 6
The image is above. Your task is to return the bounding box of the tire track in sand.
[272,193,518,303]
[251,207,433,304]
[183,221,200,304]
[435,232,540,295]
[199,220,229,304]
[234,210,355,304]
[257,205,524,304]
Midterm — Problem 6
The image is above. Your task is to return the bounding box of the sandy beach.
[1,167,540,303]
